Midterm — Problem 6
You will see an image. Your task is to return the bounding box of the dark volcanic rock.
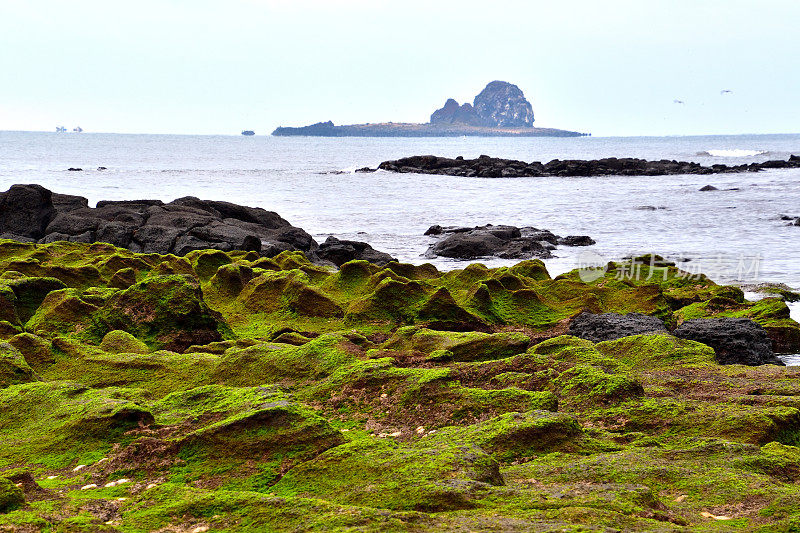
[0,184,55,239]
[558,235,596,246]
[424,224,593,260]
[673,318,784,366]
[699,185,719,191]
[473,81,535,128]
[568,312,668,343]
[0,185,393,266]
[317,236,397,266]
[378,154,800,178]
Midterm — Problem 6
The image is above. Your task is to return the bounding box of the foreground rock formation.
[273,81,586,137]
[376,153,800,178]
[1,239,800,530]
[0,184,395,265]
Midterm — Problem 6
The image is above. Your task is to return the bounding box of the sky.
[1,0,799,137]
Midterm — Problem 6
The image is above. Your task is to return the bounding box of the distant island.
[272,81,588,137]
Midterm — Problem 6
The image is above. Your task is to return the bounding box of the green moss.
[595,334,716,368]
[0,477,24,513]
[100,329,150,354]
[554,364,643,405]
[271,439,502,511]
[0,342,36,388]
[429,410,584,461]
[0,381,153,466]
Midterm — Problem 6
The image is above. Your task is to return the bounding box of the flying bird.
[720,89,733,95]
[673,99,685,104]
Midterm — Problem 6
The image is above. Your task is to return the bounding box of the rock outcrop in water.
[424,224,595,260]
[274,81,586,137]
[429,81,535,128]
[0,184,394,265]
[376,154,800,178]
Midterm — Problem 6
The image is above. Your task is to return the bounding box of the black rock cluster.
[0,184,395,265]
[424,224,595,260]
[377,154,800,178]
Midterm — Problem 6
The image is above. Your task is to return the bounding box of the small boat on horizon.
[241,130,255,136]
[73,126,83,133]
[56,126,67,133]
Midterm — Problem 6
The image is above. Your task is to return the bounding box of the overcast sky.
[1,0,799,136]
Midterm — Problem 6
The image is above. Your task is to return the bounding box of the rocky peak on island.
[473,81,535,127]
[430,81,535,128]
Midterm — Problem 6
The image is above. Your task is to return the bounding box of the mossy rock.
[345,278,429,324]
[238,270,342,318]
[0,477,24,514]
[0,381,153,464]
[172,386,344,465]
[7,333,53,371]
[595,333,716,368]
[0,342,36,388]
[25,288,102,339]
[271,439,503,511]
[100,274,230,352]
[100,329,150,354]
[0,286,21,327]
[108,266,137,289]
[208,262,256,298]
[187,249,233,281]
[3,276,67,323]
[385,327,529,362]
[429,410,584,461]
[415,287,486,330]
[554,364,644,405]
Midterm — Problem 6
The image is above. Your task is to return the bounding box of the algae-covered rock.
[100,274,229,352]
[384,327,529,362]
[0,381,153,463]
[100,329,150,354]
[239,270,342,318]
[108,266,137,289]
[0,476,25,513]
[0,285,20,327]
[3,276,67,323]
[0,342,36,388]
[429,410,584,460]
[7,332,54,371]
[25,288,101,338]
[271,439,503,511]
[596,333,715,368]
[555,364,644,404]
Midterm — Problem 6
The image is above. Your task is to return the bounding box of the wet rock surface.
[317,236,397,266]
[424,224,595,260]
[0,184,392,264]
[673,317,784,366]
[377,153,800,178]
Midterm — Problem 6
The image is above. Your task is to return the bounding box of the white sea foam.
[698,149,768,157]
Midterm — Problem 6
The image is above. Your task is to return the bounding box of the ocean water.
[0,131,798,291]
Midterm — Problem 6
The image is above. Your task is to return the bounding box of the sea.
[1,130,798,329]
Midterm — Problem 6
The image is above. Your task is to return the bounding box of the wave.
[697,149,769,157]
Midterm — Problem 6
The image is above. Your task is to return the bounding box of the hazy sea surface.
[1,131,798,292]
